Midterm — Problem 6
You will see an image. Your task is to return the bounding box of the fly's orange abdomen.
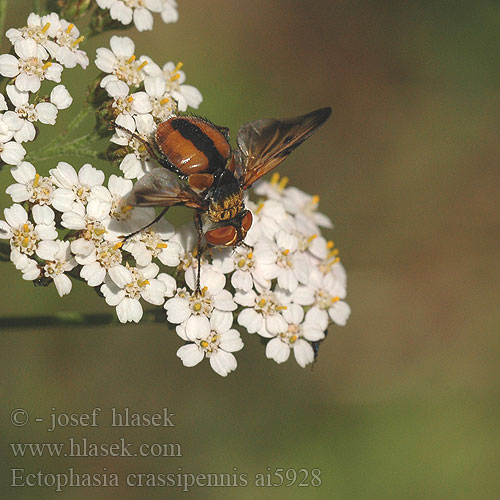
[155,117,231,176]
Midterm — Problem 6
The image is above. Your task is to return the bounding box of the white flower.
[293,269,351,326]
[105,79,152,124]
[160,0,179,24]
[77,239,123,287]
[172,222,207,272]
[50,84,73,109]
[6,13,87,69]
[0,38,63,93]
[36,240,77,296]
[0,204,57,258]
[3,84,72,142]
[176,309,243,377]
[50,162,106,212]
[282,186,333,231]
[329,260,347,290]
[164,266,236,339]
[122,217,181,267]
[0,140,26,166]
[315,240,346,286]
[235,288,290,338]
[95,36,148,87]
[244,199,293,245]
[62,200,123,287]
[10,249,40,280]
[103,175,155,234]
[44,18,88,69]
[6,13,53,46]
[144,76,176,121]
[100,263,167,323]
[253,172,290,201]
[113,114,157,179]
[0,115,25,165]
[254,230,310,293]
[144,61,202,112]
[211,245,270,292]
[97,0,177,31]
[264,304,326,368]
[6,162,54,205]
[292,219,328,263]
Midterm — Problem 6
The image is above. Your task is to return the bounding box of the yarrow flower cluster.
[0,12,81,166]
[0,8,349,377]
[96,0,179,32]
[95,35,202,179]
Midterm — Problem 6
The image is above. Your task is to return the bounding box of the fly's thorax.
[207,190,244,223]
[204,168,244,223]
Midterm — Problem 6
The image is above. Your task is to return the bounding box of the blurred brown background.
[1,1,499,498]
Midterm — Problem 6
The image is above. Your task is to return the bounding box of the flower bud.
[48,0,92,18]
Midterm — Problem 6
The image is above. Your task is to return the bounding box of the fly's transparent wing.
[236,107,331,189]
[126,168,204,209]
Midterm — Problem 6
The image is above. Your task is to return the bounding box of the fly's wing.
[235,107,332,189]
[126,168,204,209]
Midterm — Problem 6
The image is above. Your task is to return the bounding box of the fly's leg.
[119,207,170,241]
[111,121,183,177]
[111,121,162,163]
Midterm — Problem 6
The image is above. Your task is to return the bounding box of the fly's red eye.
[205,225,237,246]
[241,211,253,232]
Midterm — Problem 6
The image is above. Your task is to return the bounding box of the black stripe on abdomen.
[170,118,225,171]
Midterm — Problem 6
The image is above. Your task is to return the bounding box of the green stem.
[0,310,167,329]
[40,106,92,152]
[25,131,101,162]
[61,106,93,139]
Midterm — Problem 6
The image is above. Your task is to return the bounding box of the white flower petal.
[293,339,314,368]
[0,54,19,78]
[110,36,135,58]
[6,184,29,202]
[35,240,59,260]
[101,282,126,307]
[212,289,237,311]
[50,84,73,109]
[116,297,143,323]
[185,314,210,340]
[53,274,72,297]
[50,161,78,188]
[1,141,26,165]
[219,330,244,352]
[177,344,204,367]
[141,279,166,305]
[32,204,55,225]
[265,314,288,336]
[266,337,290,364]
[329,301,351,326]
[164,297,190,323]
[237,308,262,334]
[209,350,237,377]
[108,264,132,288]
[133,7,154,32]
[81,262,106,286]
[210,308,233,333]
[35,102,58,125]
[79,163,105,187]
